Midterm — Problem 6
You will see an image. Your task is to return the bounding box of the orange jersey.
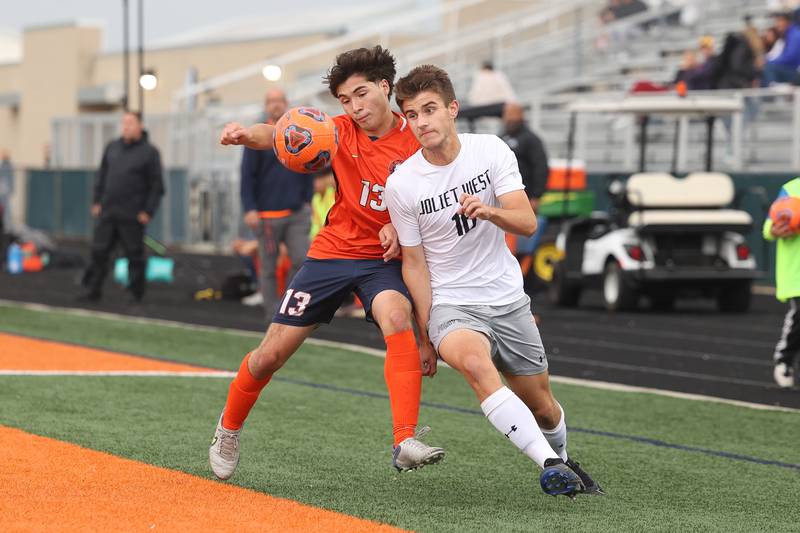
[308,112,420,259]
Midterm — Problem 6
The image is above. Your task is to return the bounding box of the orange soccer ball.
[769,196,800,231]
[272,107,338,173]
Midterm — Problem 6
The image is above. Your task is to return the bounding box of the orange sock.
[222,353,272,431]
[384,330,422,446]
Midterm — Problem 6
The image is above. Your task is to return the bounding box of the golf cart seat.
[625,172,752,233]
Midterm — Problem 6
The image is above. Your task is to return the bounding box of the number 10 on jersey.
[451,214,476,236]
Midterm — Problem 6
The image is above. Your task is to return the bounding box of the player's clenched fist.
[458,193,495,221]
[379,223,401,262]
[220,122,252,145]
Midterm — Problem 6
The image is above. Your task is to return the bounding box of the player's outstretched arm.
[219,122,275,150]
[459,190,537,237]
[401,245,437,376]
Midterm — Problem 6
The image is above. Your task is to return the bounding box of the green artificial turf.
[1,303,799,532]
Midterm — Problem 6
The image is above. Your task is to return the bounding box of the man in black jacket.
[501,103,548,213]
[83,111,164,303]
[501,103,549,301]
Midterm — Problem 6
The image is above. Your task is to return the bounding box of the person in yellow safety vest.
[311,171,365,318]
[763,177,800,389]
[311,172,336,239]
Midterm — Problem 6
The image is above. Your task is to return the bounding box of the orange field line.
[0,332,217,372]
[0,426,408,532]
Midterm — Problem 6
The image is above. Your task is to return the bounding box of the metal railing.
[522,88,800,174]
[48,85,800,250]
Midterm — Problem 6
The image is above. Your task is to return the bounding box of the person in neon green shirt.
[310,172,335,239]
[763,177,800,388]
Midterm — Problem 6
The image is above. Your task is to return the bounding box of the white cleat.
[392,426,445,472]
[774,362,796,389]
[241,292,264,307]
[209,414,241,480]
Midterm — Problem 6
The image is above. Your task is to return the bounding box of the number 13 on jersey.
[359,180,386,211]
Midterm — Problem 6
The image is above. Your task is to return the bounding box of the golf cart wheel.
[716,281,752,313]
[549,260,581,307]
[533,241,561,285]
[603,261,638,312]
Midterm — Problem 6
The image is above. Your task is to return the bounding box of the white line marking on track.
[552,321,775,349]
[1,299,797,413]
[549,375,797,412]
[548,335,770,366]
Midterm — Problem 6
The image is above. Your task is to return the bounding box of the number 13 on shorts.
[279,289,312,316]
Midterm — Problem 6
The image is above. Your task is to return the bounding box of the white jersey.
[385,133,526,307]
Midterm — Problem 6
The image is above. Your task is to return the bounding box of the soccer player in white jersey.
[385,65,602,497]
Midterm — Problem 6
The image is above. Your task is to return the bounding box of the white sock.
[480,386,560,468]
[541,403,568,461]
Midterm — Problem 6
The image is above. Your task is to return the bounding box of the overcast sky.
[0,0,365,56]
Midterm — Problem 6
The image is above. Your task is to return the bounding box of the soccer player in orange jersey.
[209,46,444,480]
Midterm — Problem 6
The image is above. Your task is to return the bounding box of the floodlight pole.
[122,0,129,111]
[138,0,144,116]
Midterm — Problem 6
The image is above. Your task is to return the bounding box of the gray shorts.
[428,295,547,376]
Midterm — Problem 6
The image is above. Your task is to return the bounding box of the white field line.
[1,299,797,414]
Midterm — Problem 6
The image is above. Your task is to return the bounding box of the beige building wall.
[0,62,21,93]
[17,23,102,166]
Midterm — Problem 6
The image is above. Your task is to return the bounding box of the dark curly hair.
[324,45,396,98]
[394,64,456,109]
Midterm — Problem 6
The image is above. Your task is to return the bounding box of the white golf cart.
[549,96,761,312]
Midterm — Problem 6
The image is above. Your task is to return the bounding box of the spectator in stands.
[682,36,717,90]
[82,111,164,303]
[764,27,783,61]
[240,87,313,321]
[712,32,758,90]
[468,61,517,106]
[761,11,800,86]
[711,31,761,137]
[743,15,766,73]
[0,150,13,230]
[673,50,700,86]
